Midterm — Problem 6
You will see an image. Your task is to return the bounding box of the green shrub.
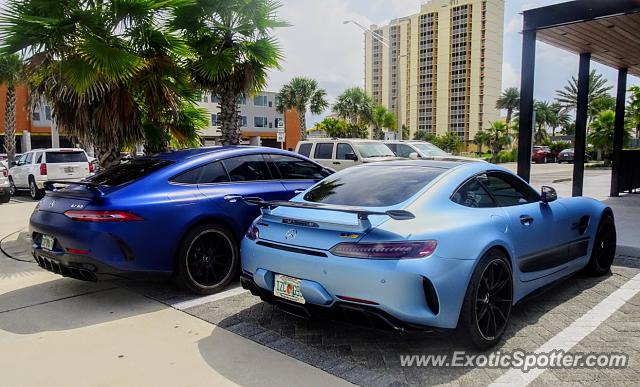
[549,141,571,154]
[493,148,518,164]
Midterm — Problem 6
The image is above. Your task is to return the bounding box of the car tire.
[29,177,45,200]
[8,177,17,196]
[175,223,238,295]
[0,192,9,203]
[584,214,616,277]
[457,249,513,349]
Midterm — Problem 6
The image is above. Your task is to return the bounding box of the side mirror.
[10,161,17,167]
[409,152,420,160]
[541,186,557,203]
[345,153,358,161]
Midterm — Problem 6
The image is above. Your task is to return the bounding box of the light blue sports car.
[240,160,616,349]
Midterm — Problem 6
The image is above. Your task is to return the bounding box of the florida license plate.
[64,166,75,173]
[41,234,55,251]
[274,274,305,304]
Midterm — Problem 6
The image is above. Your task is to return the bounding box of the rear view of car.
[557,149,575,163]
[0,162,10,203]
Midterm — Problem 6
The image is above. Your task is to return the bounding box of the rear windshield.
[303,165,444,207]
[354,142,395,158]
[46,151,87,163]
[86,158,172,186]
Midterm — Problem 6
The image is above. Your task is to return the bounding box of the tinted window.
[483,172,540,207]
[222,155,271,182]
[396,144,415,158]
[35,153,43,163]
[385,143,397,154]
[46,151,88,163]
[314,143,334,159]
[17,153,27,165]
[298,143,312,157]
[172,162,229,185]
[304,166,444,207]
[336,143,355,160]
[25,152,33,164]
[270,155,325,180]
[87,159,173,186]
[354,142,395,158]
[452,178,495,208]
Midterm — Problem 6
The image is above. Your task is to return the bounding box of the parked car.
[29,147,333,294]
[9,148,93,200]
[240,160,616,349]
[295,139,402,171]
[0,161,10,203]
[531,146,557,163]
[384,140,481,162]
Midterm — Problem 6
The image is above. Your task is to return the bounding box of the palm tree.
[0,54,23,166]
[496,87,520,126]
[474,130,491,154]
[588,110,631,160]
[533,101,551,144]
[316,117,349,138]
[276,77,328,141]
[333,87,373,138]
[628,86,640,139]
[370,105,396,140]
[1,0,195,167]
[485,121,512,161]
[173,0,286,145]
[555,70,613,120]
[547,102,571,137]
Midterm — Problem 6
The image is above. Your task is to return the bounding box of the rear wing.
[243,197,415,223]
[44,180,105,196]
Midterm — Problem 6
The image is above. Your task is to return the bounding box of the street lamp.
[344,20,406,141]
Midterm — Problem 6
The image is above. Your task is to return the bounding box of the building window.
[254,116,268,128]
[32,110,41,121]
[45,106,52,121]
[254,95,268,106]
[239,116,247,127]
[240,94,247,105]
[211,114,219,126]
[203,94,208,103]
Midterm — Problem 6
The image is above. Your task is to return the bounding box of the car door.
[312,142,337,170]
[197,154,288,236]
[334,143,358,169]
[266,154,331,196]
[481,172,568,282]
[17,152,33,187]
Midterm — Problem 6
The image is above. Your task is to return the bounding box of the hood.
[362,156,405,163]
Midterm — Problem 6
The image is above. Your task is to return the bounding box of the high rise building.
[364,0,504,145]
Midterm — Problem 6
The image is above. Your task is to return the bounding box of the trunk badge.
[284,229,297,240]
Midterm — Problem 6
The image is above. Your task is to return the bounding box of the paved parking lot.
[1,163,639,386]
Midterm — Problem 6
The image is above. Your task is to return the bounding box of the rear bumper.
[241,237,477,329]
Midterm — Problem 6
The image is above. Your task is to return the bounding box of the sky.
[268,0,640,125]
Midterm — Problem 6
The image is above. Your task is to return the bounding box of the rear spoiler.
[44,180,105,196]
[243,197,415,221]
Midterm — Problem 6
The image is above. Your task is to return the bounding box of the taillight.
[40,163,47,175]
[330,241,437,259]
[88,162,94,173]
[2,168,7,177]
[64,210,144,222]
[246,223,259,240]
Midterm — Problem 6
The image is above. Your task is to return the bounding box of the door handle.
[224,194,242,203]
[520,215,534,226]
[333,161,341,165]
[294,189,305,194]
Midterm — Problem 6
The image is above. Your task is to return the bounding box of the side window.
[314,143,334,160]
[336,143,355,160]
[483,172,540,207]
[396,144,415,158]
[222,155,271,182]
[172,167,202,184]
[172,161,229,185]
[452,178,496,208]
[25,152,33,164]
[385,143,397,155]
[35,153,43,164]
[298,143,312,157]
[270,154,325,180]
[17,153,28,165]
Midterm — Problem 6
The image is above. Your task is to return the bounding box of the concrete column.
[517,29,536,183]
[249,136,261,146]
[51,121,60,148]
[572,53,591,197]
[21,131,31,152]
[610,67,628,197]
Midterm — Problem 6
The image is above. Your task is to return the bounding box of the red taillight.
[88,162,94,173]
[40,163,47,175]
[64,210,144,222]
[66,248,89,255]
[246,223,260,240]
[2,168,7,177]
[330,241,437,259]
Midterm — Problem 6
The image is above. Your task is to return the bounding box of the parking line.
[171,285,248,310]
[490,272,640,386]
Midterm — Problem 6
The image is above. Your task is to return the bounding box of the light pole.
[344,20,405,141]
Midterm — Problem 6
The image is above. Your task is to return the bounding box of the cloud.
[505,16,522,34]
[502,62,520,90]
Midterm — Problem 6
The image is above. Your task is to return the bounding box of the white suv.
[384,141,482,163]
[9,148,93,200]
[0,161,10,203]
[295,139,403,171]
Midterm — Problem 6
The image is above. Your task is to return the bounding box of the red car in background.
[531,146,558,163]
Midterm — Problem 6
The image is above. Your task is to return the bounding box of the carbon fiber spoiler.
[243,197,415,221]
[44,180,105,196]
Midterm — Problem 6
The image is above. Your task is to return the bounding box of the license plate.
[274,274,305,304]
[41,234,55,251]
[64,166,75,173]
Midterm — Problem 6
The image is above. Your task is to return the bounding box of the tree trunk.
[350,115,358,138]
[219,86,241,145]
[3,86,17,166]
[94,131,122,169]
[298,110,307,141]
[506,109,513,127]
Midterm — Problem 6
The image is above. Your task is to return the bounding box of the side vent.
[422,277,440,315]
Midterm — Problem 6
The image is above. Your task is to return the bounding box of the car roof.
[357,159,475,170]
[299,138,383,143]
[150,146,302,162]
[28,148,85,152]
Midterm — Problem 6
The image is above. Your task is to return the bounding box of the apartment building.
[364,0,504,145]
[197,91,285,147]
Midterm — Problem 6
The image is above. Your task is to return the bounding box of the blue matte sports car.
[240,160,616,348]
[29,146,333,294]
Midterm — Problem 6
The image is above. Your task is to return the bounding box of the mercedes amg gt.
[239,160,616,349]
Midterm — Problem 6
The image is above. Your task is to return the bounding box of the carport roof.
[523,0,640,77]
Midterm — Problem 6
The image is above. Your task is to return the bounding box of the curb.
[0,230,34,263]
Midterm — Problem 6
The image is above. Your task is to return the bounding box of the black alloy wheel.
[176,223,238,294]
[9,177,16,196]
[585,214,616,276]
